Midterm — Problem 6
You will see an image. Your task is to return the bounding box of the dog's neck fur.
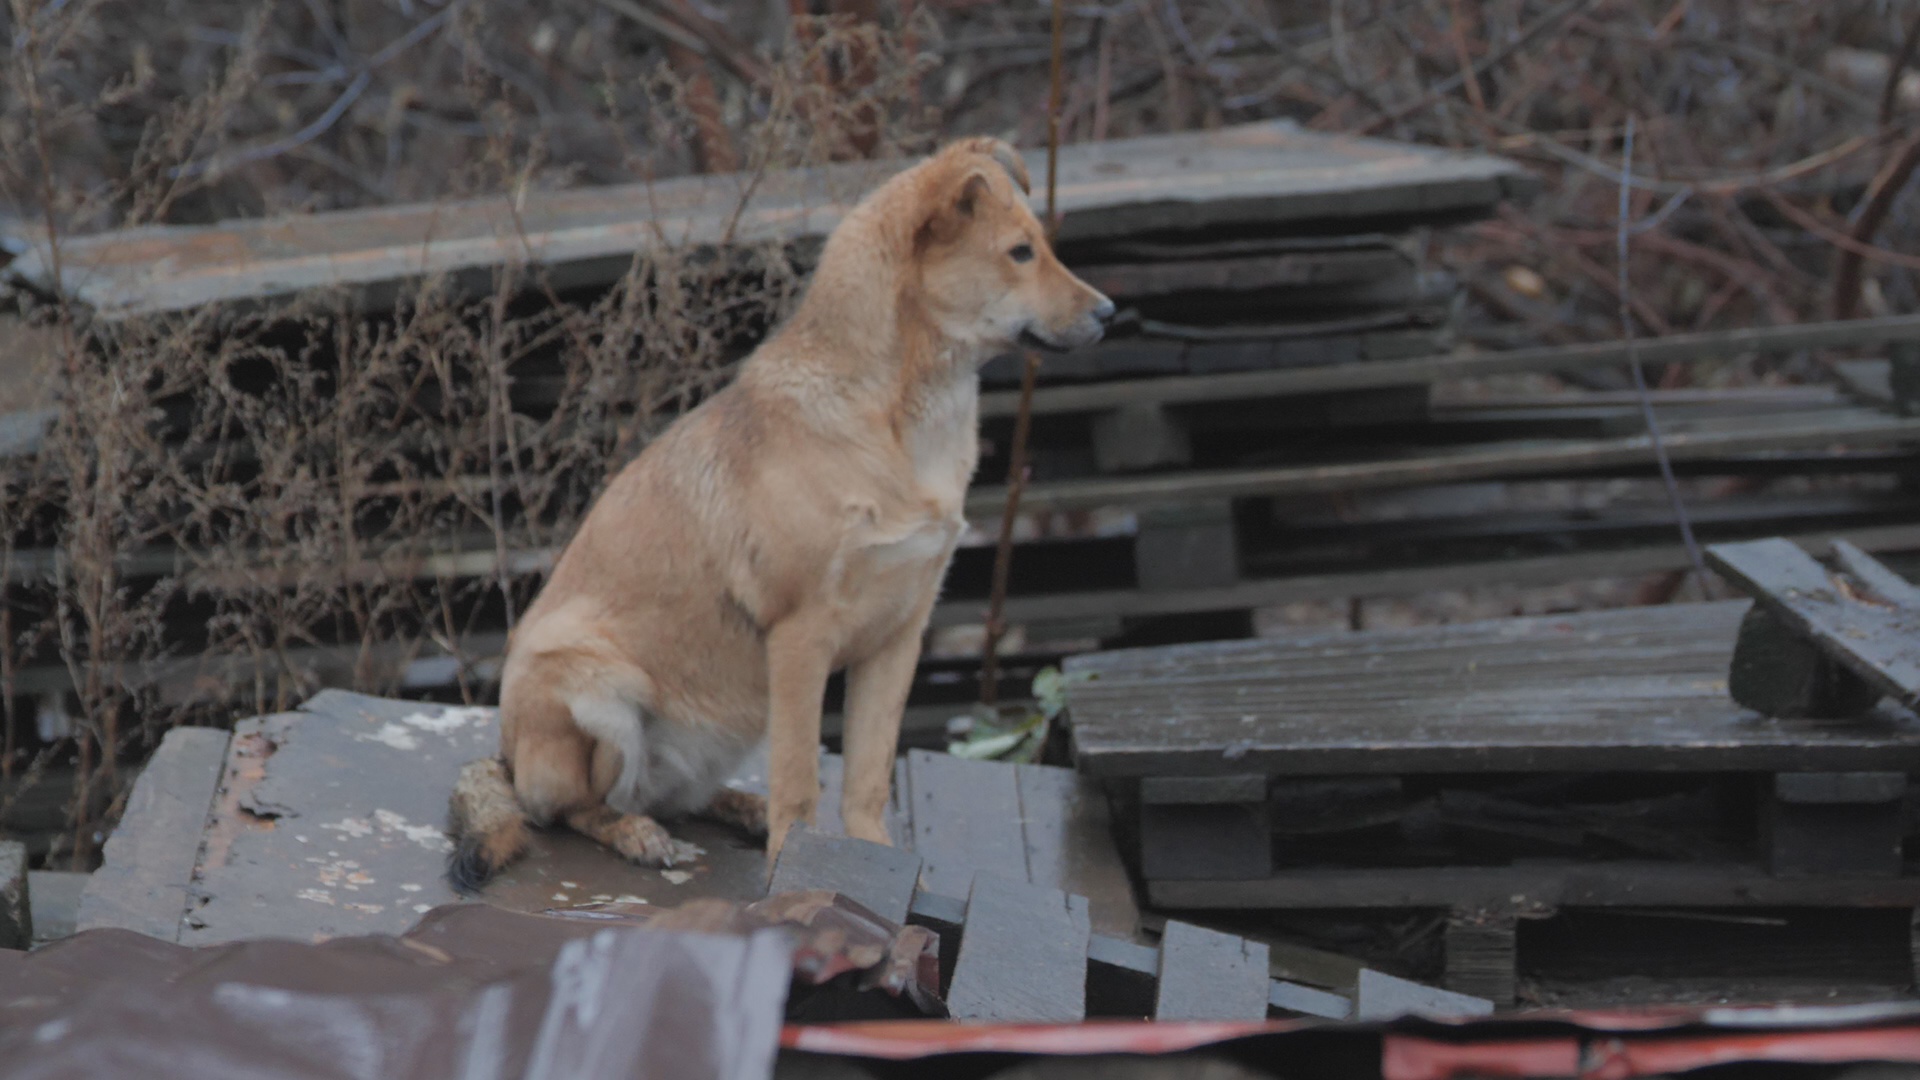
[746,174,997,437]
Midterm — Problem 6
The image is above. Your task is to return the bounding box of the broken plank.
[905,750,1029,899]
[1708,537,1920,707]
[767,829,923,926]
[1012,763,1140,940]
[1270,980,1353,1020]
[1155,920,1272,1021]
[1353,969,1495,1021]
[76,725,230,941]
[946,874,1092,1023]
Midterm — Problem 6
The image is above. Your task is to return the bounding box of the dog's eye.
[1009,243,1034,263]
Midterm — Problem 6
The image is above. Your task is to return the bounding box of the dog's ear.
[949,136,1031,194]
[917,165,997,249]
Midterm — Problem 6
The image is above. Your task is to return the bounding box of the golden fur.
[448,137,1113,888]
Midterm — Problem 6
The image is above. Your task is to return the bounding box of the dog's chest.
[904,369,981,513]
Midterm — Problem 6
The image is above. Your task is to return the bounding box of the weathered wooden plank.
[1765,772,1907,879]
[905,751,1029,899]
[1155,920,1272,1020]
[1444,907,1519,1005]
[1727,606,1882,719]
[1150,862,1920,910]
[968,411,1920,515]
[1708,537,1920,707]
[766,829,923,926]
[1833,538,1920,607]
[980,315,1920,418]
[1065,602,1920,779]
[1013,764,1140,940]
[7,121,1529,320]
[1134,501,1240,592]
[933,522,1920,635]
[26,870,86,945]
[1270,980,1354,1020]
[0,841,28,949]
[76,725,230,941]
[946,874,1092,1023]
[1354,969,1495,1020]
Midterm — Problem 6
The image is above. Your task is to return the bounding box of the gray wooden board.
[1353,968,1495,1020]
[946,874,1093,1023]
[980,314,1920,416]
[906,750,1030,898]
[1707,537,1920,706]
[7,121,1530,319]
[183,692,495,944]
[26,870,87,944]
[1149,861,1920,910]
[1065,602,1920,778]
[1155,920,1272,1020]
[76,725,230,941]
[767,829,922,926]
[966,410,1920,515]
[1270,980,1354,1020]
[1012,762,1141,939]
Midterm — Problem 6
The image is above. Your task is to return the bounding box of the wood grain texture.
[76,726,230,941]
[1067,602,1920,778]
[946,874,1093,1023]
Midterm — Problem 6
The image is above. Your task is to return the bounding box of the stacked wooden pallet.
[1061,592,1920,1004]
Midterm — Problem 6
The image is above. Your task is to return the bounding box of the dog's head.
[911,137,1115,355]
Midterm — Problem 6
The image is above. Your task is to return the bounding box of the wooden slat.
[1354,969,1495,1020]
[1150,862,1920,910]
[7,121,1529,320]
[980,314,1920,418]
[905,751,1029,898]
[1065,602,1920,779]
[1708,538,1920,707]
[76,726,230,941]
[967,411,1920,515]
[946,874,1093,1023]
[1155,920,1272,1020]
[766,829,923,926]
[1012,763,1141,940]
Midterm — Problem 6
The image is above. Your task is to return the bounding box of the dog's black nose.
[1092,296,1116,323]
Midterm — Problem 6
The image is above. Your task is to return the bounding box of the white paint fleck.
[552,893,571,902]
[660,870,692,886]
[590,894,613,902]
[357,722,421,751]
[373,809,453,852]
[321,818,374,839]
[399,883,423,893]
[399,706,489,734]
[561,880,580,889]
[34,1020,70,1044]
[413,903,432,914]
[345,903,386,915]
[297,888,335,905]
[613,894,648,904]
[294,835,309,843]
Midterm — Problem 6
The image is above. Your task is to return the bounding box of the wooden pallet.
[1062,600,1920,1003]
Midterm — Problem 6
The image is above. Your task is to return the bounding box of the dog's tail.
[446,757,530,893]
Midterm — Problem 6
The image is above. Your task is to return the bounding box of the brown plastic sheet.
[1,893,941,1080]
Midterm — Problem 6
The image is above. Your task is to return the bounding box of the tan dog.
[447,137,1113,888]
